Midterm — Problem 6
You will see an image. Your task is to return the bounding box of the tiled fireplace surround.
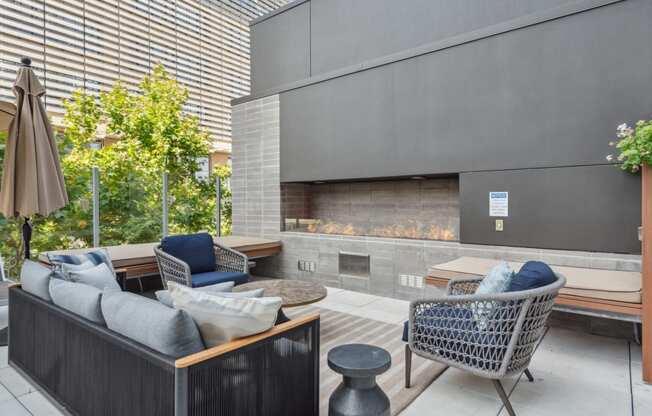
[232,95,641,300]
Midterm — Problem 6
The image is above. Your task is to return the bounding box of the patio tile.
[0,346,7,369]
[0,397,31,416]
[631,362,652,415]
[399,372,502,416]
[19,391,65,416]
[324,289,380,307]
[0,383,14,404]
[0,366,36,397]
[436,367,521,402]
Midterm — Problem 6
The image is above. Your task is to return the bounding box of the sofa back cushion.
[21,260,54,302]
[168,282,281,347]
[160,233,216,274]
[49,279,105,325]
[508,261,557,292]
[48,248,115,278]
[67,263,121,292]
[101,291,205,358]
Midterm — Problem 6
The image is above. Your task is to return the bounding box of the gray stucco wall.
[251,1,311,93]
[459,166,641,254]
[279,0,652,182]
[240,0,650,254]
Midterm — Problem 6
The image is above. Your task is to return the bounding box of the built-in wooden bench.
[39,236,282,289]
[426,257,643,324]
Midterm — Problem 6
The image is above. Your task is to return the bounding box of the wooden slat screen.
[0,0,286,151]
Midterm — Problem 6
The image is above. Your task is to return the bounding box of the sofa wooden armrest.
[175,313,320,368]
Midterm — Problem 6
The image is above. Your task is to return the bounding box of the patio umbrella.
[0,58,68,259]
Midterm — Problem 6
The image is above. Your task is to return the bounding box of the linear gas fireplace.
[281,177,459,241]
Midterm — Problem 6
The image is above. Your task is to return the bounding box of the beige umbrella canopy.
[0,101,16,132]
[0,58,68,259]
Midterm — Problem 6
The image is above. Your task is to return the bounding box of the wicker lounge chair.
[154,233,249,288]
[404,274,566,416]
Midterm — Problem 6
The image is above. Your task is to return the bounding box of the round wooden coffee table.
[233,279,327,323]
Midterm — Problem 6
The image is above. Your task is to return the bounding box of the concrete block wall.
[231,95,281,239]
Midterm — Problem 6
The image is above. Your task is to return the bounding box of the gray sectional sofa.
[8,265,320,416]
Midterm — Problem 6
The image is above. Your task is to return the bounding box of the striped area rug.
[286,307,447,416]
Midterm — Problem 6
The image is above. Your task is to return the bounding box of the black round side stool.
[327,343,391,416]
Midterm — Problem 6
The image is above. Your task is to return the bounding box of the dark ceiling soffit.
[233,0,625,106]
[249,0,310,26]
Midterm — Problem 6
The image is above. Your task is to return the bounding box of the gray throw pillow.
[21,260,54,302]
[102,291,205,358]
[155,281,235,308]
[68,263,121,292]
[49,279,105,325]
[168,282,281,347]
[156,286,263,308]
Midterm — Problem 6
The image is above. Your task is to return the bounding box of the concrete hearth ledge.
[430,257,642,303]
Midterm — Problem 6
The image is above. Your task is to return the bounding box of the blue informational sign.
[489,192,509,217]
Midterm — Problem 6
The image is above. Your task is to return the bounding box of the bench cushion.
[429,257,642,304]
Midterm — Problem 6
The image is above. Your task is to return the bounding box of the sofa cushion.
[168,282,281,347]
[102,290,204,358]
[49,279,105,325]
[21,260,54,302]
[67,263,121,292]
[508,261,556,292]
[191,271,248,288]
[48,248,115,277]
[155,281,236,308]
[160,233,216,274]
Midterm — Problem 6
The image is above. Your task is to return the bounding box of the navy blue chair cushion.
[161,233,216,274]
[191,271,249,288]
[508,261,556,292]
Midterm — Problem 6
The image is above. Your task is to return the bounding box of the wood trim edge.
[174,313,320,368]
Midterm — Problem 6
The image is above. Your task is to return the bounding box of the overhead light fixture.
[314,181,326,184]
[410,176,426,180]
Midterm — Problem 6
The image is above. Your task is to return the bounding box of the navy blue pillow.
[160,233,216,274]
[508,261,556,292]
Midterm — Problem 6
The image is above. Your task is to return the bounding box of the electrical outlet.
[495,219,504,232]
[298,260,316,272]
[399,274,423,288]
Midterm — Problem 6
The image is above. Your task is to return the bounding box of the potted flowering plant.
[608,119,652,242]
[607,119,652,173]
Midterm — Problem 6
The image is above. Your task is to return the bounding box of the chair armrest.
[446,277,483,296]
[154,246,192,287]
[175,313,319,368]
[213,243,248,274]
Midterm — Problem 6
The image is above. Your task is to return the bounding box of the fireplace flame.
[305,219,457,241]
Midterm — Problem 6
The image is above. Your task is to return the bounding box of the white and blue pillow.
[472,262,514,330]
[48,248,115,279]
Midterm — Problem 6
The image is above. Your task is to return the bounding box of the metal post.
[216,176,221,237]
[92,166,100,247]
[162,172,169,237]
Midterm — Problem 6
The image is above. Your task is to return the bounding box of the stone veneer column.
[231,95,281,239]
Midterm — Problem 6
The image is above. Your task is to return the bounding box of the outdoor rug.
[286,306,448,416]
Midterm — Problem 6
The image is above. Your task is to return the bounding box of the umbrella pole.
[22,218,32,260]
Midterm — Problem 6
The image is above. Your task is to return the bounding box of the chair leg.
[405,344,412,388]
[524,368,534,382]
[492,379,516,416]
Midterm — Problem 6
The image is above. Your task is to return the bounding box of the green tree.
[0,66,232,279]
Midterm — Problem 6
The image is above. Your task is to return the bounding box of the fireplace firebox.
[281,177,459,241]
